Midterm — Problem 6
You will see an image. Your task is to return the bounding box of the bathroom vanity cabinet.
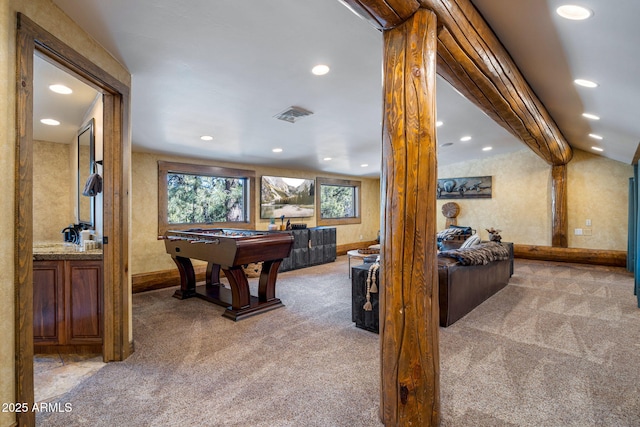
[33,245,103,354]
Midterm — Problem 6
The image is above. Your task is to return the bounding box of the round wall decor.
[442,202,460,227]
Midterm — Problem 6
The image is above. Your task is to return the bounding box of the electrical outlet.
[574,228,583,235]
[583,229,592,236]
[586,219,592,226]
[359,234,363,240]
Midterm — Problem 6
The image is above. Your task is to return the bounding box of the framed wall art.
[260,175,315,218]
[437,176,492,199]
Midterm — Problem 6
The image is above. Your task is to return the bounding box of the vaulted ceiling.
[38,0,640,177]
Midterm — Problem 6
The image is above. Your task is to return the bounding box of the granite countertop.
[33,242,103,261]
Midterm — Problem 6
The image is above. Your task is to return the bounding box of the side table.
[346,250,367,278]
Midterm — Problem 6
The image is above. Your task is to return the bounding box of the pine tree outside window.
[158,161,255,234]
[316,177,361,226]
[167,173,245,224]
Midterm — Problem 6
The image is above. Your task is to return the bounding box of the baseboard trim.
[34,344,102,354]
[513,244,627,267]
[132,265,207,293]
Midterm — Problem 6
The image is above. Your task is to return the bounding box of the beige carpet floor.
[37,257,640,426]
[439,260,640,426]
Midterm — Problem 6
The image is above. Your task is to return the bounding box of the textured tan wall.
[32,98,103,240]
[437,148,632,250]
[438,149,551,245]
[567,149,633,249]
[33,140,75,242]
[131,151,381,275]
[26,24,114,249]
[0,1,130,422]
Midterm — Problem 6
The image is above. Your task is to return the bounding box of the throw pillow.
[437,228,463,241]
[460,234,481,249]
[448,225,473,234]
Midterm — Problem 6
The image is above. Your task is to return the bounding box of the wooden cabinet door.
[33,260,64,344]
[66,260,103,344]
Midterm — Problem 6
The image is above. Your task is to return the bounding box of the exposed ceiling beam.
[339,0,420,29]
[341,0,574,166]
[422,0,572,165]
[633,143,640,165]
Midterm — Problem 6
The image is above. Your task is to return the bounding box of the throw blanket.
[439,241,509,266]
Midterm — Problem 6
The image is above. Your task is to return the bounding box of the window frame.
[158,161,255,235]
[316,177,361,226]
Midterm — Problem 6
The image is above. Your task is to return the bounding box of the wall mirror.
[78,118,95,227]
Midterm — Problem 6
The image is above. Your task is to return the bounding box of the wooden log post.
[552,164,568,247]
[380,8,440,426]
[342,1,577,424]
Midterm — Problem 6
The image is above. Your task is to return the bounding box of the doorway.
[32,51,106,402]
[15,13,131,427]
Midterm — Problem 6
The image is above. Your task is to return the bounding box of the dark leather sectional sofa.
[437,244,513,327]
[352,242,513,331]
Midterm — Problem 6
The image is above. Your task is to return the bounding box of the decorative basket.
[242,262,263,278]
[357,248,380,255]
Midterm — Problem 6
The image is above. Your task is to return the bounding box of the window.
[316,177,361,226]
[167,173,245,224]
[158,161,255,234]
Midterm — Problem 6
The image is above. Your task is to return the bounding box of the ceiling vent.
[274,106,313,123]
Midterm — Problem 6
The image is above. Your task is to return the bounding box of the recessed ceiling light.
[460,136,472,142]
[582,113,600,120]
[440,142,454,147]
[591,146,604,152]
[323,157,332,161]
[49,84,72,94]
[482,146,493,151]
[436,121,444,127]
[200,135,213,141]
[574,79,598,88]
[360,164,368,167]
[40,118,60,126]
[589,133,603,140]
[272,148,283,153]
[556,5,593,20]
[311,64,330,76]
